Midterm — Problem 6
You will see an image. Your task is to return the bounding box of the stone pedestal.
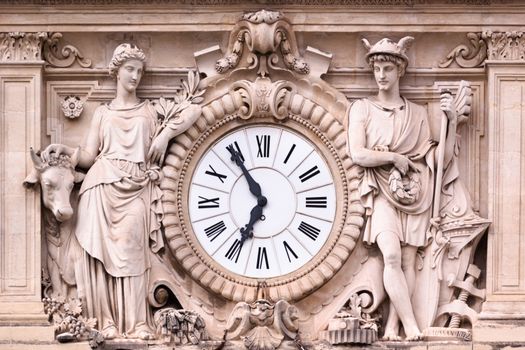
[474,61,525,342]
[0,61,53,341]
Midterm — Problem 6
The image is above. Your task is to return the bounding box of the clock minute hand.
[226,144,265,202]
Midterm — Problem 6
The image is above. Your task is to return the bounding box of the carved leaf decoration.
[80,316,97,330]
[225,302,252,340]
[52,312,63,325]
[64,299,82,316]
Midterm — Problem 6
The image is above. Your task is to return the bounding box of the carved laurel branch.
[161,82,363,303]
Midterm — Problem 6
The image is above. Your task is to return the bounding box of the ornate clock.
[188,123,337,279]
[160,10,363,308]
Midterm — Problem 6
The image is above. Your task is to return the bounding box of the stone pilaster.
[474,31,525,342]
[0,32,53,342]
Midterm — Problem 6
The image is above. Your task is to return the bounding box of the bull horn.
[70,147,81,167]
[30,147,44,170]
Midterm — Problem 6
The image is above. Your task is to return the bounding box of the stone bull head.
[23,147,85,222]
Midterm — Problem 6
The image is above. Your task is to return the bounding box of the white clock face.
[188,125,336,278]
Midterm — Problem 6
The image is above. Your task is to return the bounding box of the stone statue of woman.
[347,37,458,341]
[42,43,201,339]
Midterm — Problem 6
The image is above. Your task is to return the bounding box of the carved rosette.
[215,10,309,75]
[0,31,91,67]
[61,96,84,119]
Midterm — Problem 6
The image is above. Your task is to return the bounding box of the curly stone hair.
[367,53,407,77]
[108,43,146,78]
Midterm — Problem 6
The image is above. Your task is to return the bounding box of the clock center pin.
[229,168,296,239]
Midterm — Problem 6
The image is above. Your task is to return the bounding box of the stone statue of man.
[347,37,458,341]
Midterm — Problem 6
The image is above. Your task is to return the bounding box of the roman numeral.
[256,247,269,269]
[298,221,320,241]
[306,196,328,208]
[205,165,227,183]
[283,144,296,164]
[227,141,245,162]
[256,135,270,158]
[299,165,320,183]
[204,221,226,242]
[283,241,299,263]
[225,239,243,263]
[198,196,220,208]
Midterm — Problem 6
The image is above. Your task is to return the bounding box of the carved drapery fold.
[440,31,525,68]
[0,31,91,67]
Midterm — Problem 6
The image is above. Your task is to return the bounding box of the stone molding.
[0,31,91,67]
[441,31,525,68]
[0,0,494,4]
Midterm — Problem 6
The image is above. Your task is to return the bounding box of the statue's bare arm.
[41,108,102,169]
[348,100,417,175]
[148,104,202,165]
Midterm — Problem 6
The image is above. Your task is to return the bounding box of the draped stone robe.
[350,98,436,247]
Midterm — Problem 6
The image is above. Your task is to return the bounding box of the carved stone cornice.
[0,0,495,5]
[0,31,91,67]
[440,31,525,68]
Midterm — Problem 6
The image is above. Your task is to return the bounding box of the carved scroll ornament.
[440,31,525,68]
[43,32,92,68]
[0,31,91,67]
[439,33,487,68]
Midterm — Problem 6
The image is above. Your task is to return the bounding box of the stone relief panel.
[13,8,492,348]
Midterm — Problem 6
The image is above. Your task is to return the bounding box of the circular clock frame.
[168,113,349,302]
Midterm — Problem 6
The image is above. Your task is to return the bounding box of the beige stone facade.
[1,1,525,349]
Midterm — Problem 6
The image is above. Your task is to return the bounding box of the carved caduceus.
[431,80,472,267]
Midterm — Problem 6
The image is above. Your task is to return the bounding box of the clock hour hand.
[239,203,265,244]
[226,144,266,204]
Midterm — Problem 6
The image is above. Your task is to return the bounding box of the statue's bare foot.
[382,331,402,341]
[102,325,118,340]
[137,330,154,340]
[405,328,423,341]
